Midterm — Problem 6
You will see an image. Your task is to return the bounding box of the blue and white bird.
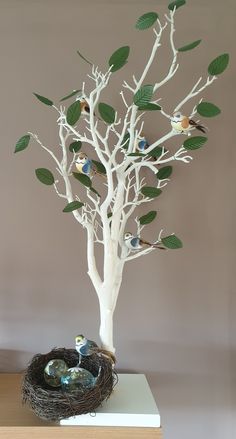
[75,334,98,358]
[75,152,93,176]
[124,232,165,251]
[135,135,149,153]
[75,334,116,365]
[75,152,106,179]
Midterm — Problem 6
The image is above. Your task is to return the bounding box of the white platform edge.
[61,413,161,427]
[60,374,161,428]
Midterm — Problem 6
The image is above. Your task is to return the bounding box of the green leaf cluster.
[98,103,116,124]
[134,85,153,107]
[162,234,183,249]
[14,134,30,153]
[66,101,81,126]
[60,90,81,102]
[139,210,157,225]
[109,46,130,72]
[69,141,82,153]
[168,0,186,11]
[208,54,229,76]
[178,40,201,52]
[33,93,53,106]
[63,201,84,212]
[35,168,54,185]
[197,102,221,117]
[141,187,162,198]
[135,12,158,30]
[183,136,207,150]
[157,166,173,180]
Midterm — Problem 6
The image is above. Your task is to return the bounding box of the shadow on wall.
[0,349,34,373]
[118,339,232,411]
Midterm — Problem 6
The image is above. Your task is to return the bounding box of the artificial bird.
[171,111,206,134]
[75,334,116,365]
[124,232,165,251]
[75,152,106,178]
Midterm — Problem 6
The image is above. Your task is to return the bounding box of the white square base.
[60,374,161,428]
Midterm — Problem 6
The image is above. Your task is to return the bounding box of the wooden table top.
[0,373,162,438]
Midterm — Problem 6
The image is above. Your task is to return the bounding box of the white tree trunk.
[96,258,124,353]
[99,303,115,353]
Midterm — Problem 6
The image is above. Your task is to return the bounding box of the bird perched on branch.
[124,232,165,251]
[75,152,106,178]
[75,334,116,365]
[76,97,101,120]
[75,152,92,175]
[171,111,206,134]
[135,135,149,153]
[79,98,91,116]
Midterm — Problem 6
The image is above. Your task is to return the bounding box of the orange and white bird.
[79,98,91,116]
[171,112,206,134]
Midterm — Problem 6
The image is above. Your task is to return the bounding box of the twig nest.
[22,347,117,421]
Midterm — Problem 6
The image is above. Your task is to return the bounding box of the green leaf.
[208,53,229,76]
[35,168,54,185]
[168,0,186,11]
[92,160,106,175]
[14,134,30,153]
[63,201,84,212]
[157,166,173,180]
[178,39,201,52]
[60,90,81,102]
[141,187,162,198]
[69,141,82,153]
[162,234,183,249]
[73,172,91,188]
[139,210,157,225]
[147,146,166,158]
[183,136,207,150]
[98,103,116,124]
[33,93,53,106]
[109,46,130,72]
[91,187,101,197]
[197,102,221,117]
[77,50,93,66]
[127,152,145,157]
[138,103,161,111]
[135,12,158,30]
[134,85,154,107]
[121,133,130,150]
[66,101,81,126]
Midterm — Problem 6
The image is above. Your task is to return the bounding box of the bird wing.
[138,140,146,151]
[181,117,190,129]
[82,160,92,175]
[130,237,140,248]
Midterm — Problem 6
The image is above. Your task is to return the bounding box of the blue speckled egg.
[61,367,96,391]
[44,359,68,388]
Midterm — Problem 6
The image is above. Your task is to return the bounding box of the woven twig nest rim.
[22,347,118,421]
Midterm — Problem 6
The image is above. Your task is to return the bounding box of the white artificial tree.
[15,1,229,354]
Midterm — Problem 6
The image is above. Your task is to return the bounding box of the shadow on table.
[0,349,33,372]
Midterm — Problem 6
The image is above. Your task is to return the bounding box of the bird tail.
[195,124,207,133]
[140,239,166,250]
[95,348,116,364]
[189,119,207,133]
[94,170,107,180]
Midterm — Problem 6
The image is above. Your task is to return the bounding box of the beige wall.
[0,0,235,438]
